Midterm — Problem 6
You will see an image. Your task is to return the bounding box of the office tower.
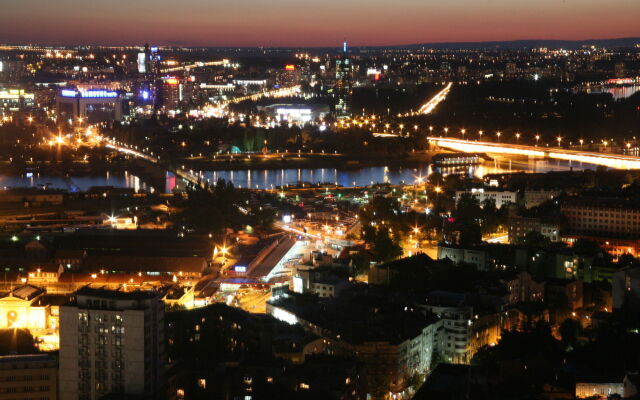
[59,287,165,400]
[138,44,160,77]
[334,42,353,118]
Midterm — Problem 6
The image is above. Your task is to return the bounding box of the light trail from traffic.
[161,59,229,73]
[408,82,453,116]
[220,85,301,106]
[105,142,204,187]
[428,137,640,170]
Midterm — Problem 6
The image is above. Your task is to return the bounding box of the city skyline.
[1,0,640,47]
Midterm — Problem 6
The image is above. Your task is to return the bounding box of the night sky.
[2,0,639,47]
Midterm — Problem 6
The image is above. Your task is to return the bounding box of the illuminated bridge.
[428,137,640,170]
[105,142,203,187]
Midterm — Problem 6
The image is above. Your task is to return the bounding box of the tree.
[559,318,580,350]
[372,228,403,262]
[172,179,246,236]
[0,329,39,355]
[453,193,482,225]
[573,238,605,257]
[516,231,551,248]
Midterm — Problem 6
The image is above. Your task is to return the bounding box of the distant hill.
[398,37,640,50]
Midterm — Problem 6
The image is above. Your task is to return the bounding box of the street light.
[515,132,520,144]
[496,131,501,141]
[478,130,483,141]
[557,136,562,148]
[535,134,540,146]
[461,129,466,139]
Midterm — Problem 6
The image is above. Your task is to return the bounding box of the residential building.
[523,190,561,208]
[508,205,561,243]
[545,278,583,311]
[291,266,350,298]
[419,291,517,364]
[59,287,165,399]
[437,245,488,270]
[455,189,517,209]
[0,354,58,400]
[561,196,640,257]
[499,271,545,305]
[267,290,440,395]
[612,266,640,314]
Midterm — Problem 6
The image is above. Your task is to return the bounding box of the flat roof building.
[59,287,165,399]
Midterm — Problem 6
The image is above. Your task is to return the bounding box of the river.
[0,157,603,193]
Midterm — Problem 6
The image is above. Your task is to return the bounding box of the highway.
[401,82,452,117]
[428,137,640,170]
[417,82,453,115]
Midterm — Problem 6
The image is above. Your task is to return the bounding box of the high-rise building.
[158,76,196,111]
[334,42,353,118]
[614,62,626,79]
[59,287,165,400]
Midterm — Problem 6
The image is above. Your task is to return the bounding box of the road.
[416,82,453,115]
[429,137,640,170]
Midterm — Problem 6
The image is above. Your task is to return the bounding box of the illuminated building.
[614,62,626,79]
[420,291,518,364]
[561,197,640,258]
[259,103,330,123]
[0,89,35,112]
[160,76,195,111]
[138,44,161,76]
[0,285,54,331]
[455,188,518,209]
[334,42,353,118]
[0,60,27,82]
[0,354,58,400]
[0,285,66,351]
[55,88,124,122]
[59,287,165,399]
[275,64,302,86]
[576,381,624,399]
